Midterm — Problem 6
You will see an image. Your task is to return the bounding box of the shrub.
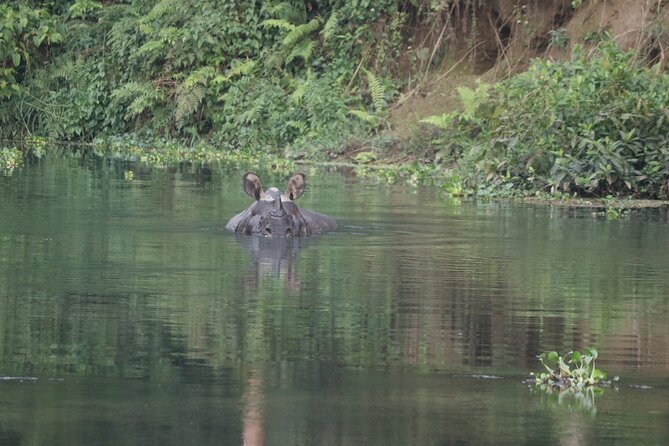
[427,43,669,199]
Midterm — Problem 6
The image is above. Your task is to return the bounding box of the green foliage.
[422,82,490,129]
[420,112,458,129]
[68,0,102,20]
[263,2,323,67]
[91,135,296,170]
[0,146,24,173]
[4,0,668,205]
[547,28,569,50]
[111,81,165,121]
[363,68,386,113]
[532,348,609,390]
[0,4,63,98]
[457,83,490,119]
[1,0,390,153]
[432,43,669,199]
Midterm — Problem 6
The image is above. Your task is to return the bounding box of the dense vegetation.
[427,44,669,199]
[2,0,669,199]
[1,0,408,154]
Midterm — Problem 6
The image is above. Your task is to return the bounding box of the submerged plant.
[531,348,611,390]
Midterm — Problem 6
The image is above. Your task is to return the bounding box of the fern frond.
[348,109,378,123]
[107,16,139,52]
[183,66,217,89]
[127,95,155,118]
[176,85,205,128]
[145,0,180,21]
[291,83,307,104]
[111,81,164,119]
[420,112,458,129]
[157,26,182,44]
[285,38,316,64]
[267,1,306,24]
[457,82,489,118]
[138,21,152,34]
[362,68,385,112]
[239,103,264,125]
[282,18,320,48]
[225,59,256,80]
[286,120,309,135]
[137,39,165,56]
[69,0,103,19]
[110,81,151,100]
[321,10,339,41]
[261,19,296,31]
[49,58,94,87]
[266,51,286,69]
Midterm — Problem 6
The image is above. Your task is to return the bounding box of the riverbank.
[4,138,669,217]
[3,2,668,204]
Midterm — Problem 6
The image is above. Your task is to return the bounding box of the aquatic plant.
[531,348,609,390]
[0,146,23,173]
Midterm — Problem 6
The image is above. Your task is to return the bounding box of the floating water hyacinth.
[530,348,615,390]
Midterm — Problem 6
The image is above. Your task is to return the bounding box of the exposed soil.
[389,0,669,138]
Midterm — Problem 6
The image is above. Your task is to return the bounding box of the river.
[1,154,668,445]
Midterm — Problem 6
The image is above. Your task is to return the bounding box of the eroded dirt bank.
[390,0,669,135]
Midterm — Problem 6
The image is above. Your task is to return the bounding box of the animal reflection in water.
[237,236,307,292]
[226,172,336,237]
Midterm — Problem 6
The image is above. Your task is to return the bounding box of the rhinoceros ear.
[243,172,263,200]
[286,173,306,200]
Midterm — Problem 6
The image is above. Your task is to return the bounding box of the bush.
[429,43,669,199]
[0,0,389,154]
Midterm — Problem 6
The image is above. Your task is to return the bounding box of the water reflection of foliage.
[1,157,669,380]
[532,385,605,416]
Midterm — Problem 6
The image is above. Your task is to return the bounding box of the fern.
[286,120,308,135]
[291,82,307,105]
[111,81,164,119]
[69,0,103,20]
[261,19,295,31]
[173,67,215,128]
[157,26,181,44]
[107,15,139,54]
[144,0,180,22]
[266,52,285,69]
[263,3,322,68]
[225,59,256,80]
[282,18,321,48]
[362,68,385,113]
[286,39,316,64]
[136,39,165,57]
[128,96,155,118]
[239,102,264,125]
[349,109,378,123]
[267,1,306,24]
[320,10,339,42]
[49,58,94,88]
[289,70,314,104]
[420,112,458,129]
[457,82,490,118]
[183,66,216,89]
[175,84,204,128]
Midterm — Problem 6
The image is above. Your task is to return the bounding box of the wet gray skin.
[226,172,337,237]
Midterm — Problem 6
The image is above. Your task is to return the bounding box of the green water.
[1,155,668,445]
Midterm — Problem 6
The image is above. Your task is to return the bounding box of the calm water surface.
[1,155,668,445]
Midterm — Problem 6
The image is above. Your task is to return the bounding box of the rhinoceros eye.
[285,228,292,237]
